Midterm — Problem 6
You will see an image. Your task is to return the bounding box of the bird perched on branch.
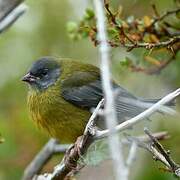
[22,57,175,143]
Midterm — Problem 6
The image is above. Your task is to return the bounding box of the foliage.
[67,0,180,75]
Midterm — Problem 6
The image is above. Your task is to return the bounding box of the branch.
[150,8,180,27]
[94,2,180,51]
[30,130,169,180]
[126,142,137,168]
[127,36,180,50]
[124,36,180,51]
[123,131,169,147]
[0,0,22,20]
[0,0,27,33]
[32,86,180,179]
[22,139,70,180]
[104,0,135,45]
[96,88,180,138]
[93,0,127,179]
[33,99,103,180]
[144,128,180,177]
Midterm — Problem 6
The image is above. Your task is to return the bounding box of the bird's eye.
[41,69,48,76]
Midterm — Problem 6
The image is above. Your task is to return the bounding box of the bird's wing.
[61,71,103,109]
[61,70,138,111]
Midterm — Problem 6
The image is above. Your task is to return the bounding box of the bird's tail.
[140,98,176,115]
[142,98,176,106]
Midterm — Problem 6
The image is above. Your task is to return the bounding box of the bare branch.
[124,36,180,51]
[84,99,104,136]
[0,0,27,33]
[150,8,180,27]
[0,0,23,20]
[128,128,180,177]
[23,139,70,180]
[96,88,180,138]
[0,3,27,33]
[123,131,169,146]
[93,0,127,179]
[33,99,103,180]
[126,142,137,167]
[144,128,180,177]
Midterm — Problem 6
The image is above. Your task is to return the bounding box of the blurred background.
[0,0,179,179]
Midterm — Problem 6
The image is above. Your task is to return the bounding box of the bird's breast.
[27,87,91,143]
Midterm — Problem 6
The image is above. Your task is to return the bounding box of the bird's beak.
[21,73,36,83]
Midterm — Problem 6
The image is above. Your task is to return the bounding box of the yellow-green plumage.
[27,59,100,143]
[24,57,175,143]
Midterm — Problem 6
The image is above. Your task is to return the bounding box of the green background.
[0,0,179,179]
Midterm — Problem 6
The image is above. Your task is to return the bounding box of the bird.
[22,56,175,143]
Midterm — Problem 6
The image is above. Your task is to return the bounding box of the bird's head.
[22,57,60,91]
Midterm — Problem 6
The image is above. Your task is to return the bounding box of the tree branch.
[93,0,127,179]
[23,139,70,180]
[144,128,180,177]
[0,0,27,33]
[95,88,180,138]
[150,8,180,27]
[32,99,103,180]
[30,86,180,179]
[124,36,180,51]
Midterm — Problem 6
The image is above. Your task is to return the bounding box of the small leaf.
[120,57,132,67]
[122,21,129,29]
[84,8,95,20]
[81,31,89,38]
[149,34,159,43]
[66,22,78,33]
[143,16,152,27]
[108,27,118,38]
[115,18,123,27]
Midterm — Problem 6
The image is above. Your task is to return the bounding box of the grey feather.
[61,72,175,128]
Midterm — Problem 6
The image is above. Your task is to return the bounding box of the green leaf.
[115,18,123,27]
[108,27,118,36]
[66,22,78,33]
[84,8,95,20]
[120,57,132,67]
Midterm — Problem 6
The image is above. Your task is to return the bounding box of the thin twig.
[0,0,23,20]
[150,8,180,27]
[144,128,180,177]
[84,99,104,136]
[125,131,172,170]
[96,88,180,138]
[123,131,169,146]
[124,36,180,51]
[0,3,28,33]
[104,0,135,44]
[23,139,70,180]
[126,142,137,167]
